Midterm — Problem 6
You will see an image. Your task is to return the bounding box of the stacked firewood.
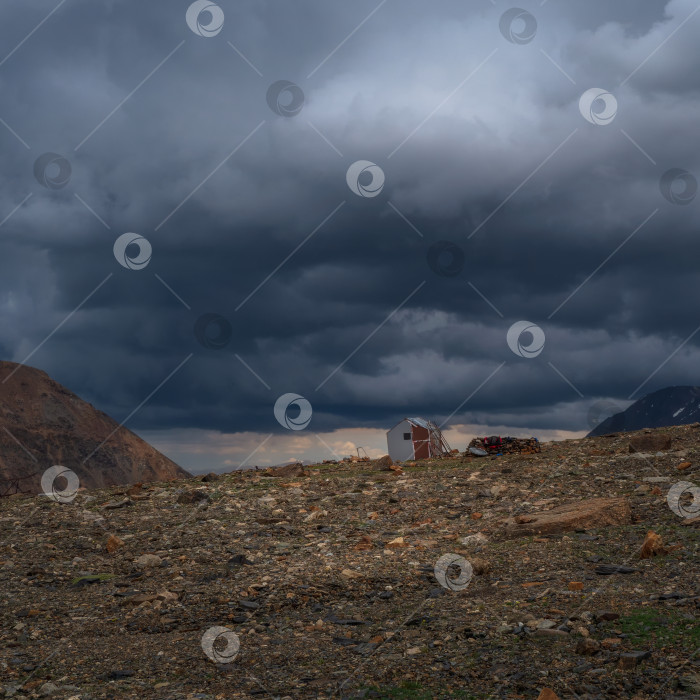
[468,436,541,455]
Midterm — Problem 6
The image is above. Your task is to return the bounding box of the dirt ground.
[1,425,698,699]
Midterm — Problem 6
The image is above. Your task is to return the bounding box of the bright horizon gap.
[139,423,588,475]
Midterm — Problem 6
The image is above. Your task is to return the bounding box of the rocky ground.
[0,425,699,700]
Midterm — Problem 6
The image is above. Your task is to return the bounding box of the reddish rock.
[353,535,374,551]
[374,455,393,470]
[105,534,124,553]
[640,530,667,559]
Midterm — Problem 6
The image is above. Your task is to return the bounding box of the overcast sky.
[1,0,699,471]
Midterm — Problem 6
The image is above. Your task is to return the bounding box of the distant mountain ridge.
[588,386,700,436]
[0,361,191,495]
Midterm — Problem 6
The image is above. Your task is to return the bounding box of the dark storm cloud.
[1,0,699,440]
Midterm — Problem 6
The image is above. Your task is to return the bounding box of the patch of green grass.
[242,481,271,491]
[402,460,467,474]
[620,608,700,651]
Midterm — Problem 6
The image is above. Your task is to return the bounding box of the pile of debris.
[468,435,541,456]
[344,455,371,464]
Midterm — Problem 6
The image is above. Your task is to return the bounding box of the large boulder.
[262,462,308,478]
[500,497,631,539]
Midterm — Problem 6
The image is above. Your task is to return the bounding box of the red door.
[412,425,430,459]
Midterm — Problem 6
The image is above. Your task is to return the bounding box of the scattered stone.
[461,533,489,547]
[325,613,366,626]
[640,530,667,559]
[105,534,124,553]
[331,637,357,647]
[104,670,135,680]
[677,674,700,693]
[594,564,639,575]
[406,614,434,627]
[122,593,159,605]
[534,629,569,640]
[71,573,115,586]
[101,498,132,510]
[263,462,308,478]
[595,611,620,622]
[576,638,601,655]
[227,554,254,567]
[375,455,393,470]
[462,556,485,576]
[629,434,672,453]
[619,651,652,669]
[353,535,374,551]
[536,689,560,700]
[176,489,211,505]
[340,569,363,579]
[134,554,162,568]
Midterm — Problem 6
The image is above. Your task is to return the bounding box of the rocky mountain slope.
[588,387,700,437]
[0,424,698,699]
[0,361,191,495]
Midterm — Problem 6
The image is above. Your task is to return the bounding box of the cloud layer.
[1,0,699,468]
